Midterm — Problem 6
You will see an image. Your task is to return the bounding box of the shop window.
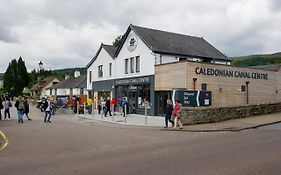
[202,83,207,91]
[130,57,134,73]
[125,59,129,74]
[109,63,112,76]
[136,56,140,72]
[98,65,103,77]
[241,85,246,92]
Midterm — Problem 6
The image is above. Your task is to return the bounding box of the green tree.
[112,35,123,47]
[3,57,29,96]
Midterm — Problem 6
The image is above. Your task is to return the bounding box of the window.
[125,59,129,74]
[130,57,134,73]
[241,85,246,92]
[109,63,112,76]
[89,71,92,83]
[98,65,103,77]
[136,56,140,73]
[202,83,207,91]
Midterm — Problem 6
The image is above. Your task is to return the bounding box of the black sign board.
[172,90,212,107]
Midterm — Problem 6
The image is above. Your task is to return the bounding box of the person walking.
[87,97,93,114]
[104,97,112,117]
[42,97,52,122]
[4,97,12,120]
[122,97,128,117]
[23,96,32,121]
[0,96,3,120]
[15,96,25,123]
[172,99,183,130]
[111,98,116,115]
[164,99,174,128]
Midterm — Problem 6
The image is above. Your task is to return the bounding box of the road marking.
[0,131,9,151]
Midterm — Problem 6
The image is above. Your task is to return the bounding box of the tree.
[112,35,123,47]
[3,57,29,96]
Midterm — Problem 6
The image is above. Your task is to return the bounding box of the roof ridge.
[131,24,203,40]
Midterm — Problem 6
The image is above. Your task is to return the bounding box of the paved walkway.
[75,110,281,132]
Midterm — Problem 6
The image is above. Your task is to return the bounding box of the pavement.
[74,109,281,132]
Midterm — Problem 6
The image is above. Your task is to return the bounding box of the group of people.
[98,97,129,117]
[0,95,31,123]
[165,99,183,130]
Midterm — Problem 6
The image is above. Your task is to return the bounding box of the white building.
[48,72,87,97]
[86,24,231,115]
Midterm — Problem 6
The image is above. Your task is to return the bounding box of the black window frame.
[136,56,140,73]
[98,65,103,78]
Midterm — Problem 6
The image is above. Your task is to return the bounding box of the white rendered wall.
[115,30,155,79]
[92,48,115,82]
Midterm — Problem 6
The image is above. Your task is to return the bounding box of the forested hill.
[51,68,86,79]
[231,52,281,67]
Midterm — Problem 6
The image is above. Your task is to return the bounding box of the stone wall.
[181,103,281,125]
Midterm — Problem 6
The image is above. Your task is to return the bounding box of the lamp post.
[38,61,43,97]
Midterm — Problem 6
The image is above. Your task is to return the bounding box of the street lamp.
[39,61,43,70]
[38,61,43,97]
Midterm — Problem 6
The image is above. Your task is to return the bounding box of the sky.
[0,0,281,72]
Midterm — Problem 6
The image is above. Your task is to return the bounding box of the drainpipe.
[246,81,249,104]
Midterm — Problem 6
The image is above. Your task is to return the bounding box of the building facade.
[87,24,232,115]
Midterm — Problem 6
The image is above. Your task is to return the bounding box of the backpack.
[8,101,12,107]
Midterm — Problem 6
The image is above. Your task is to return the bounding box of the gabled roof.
[85,43,117,69]
[250,64,281,72]
[49,74,87,89]
[30,76,59,91]
[115,24,230,61]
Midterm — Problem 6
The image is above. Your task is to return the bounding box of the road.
[0,105,280,175]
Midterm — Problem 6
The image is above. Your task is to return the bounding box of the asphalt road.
[0,105,280,175]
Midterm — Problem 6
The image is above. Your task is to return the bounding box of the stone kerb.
[181,103,281,125]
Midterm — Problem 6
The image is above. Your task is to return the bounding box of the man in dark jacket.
[23,96,32,121]
[104,97,112,117]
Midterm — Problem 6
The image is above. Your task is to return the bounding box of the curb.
[161,120,281,132]
[76,115,281,132]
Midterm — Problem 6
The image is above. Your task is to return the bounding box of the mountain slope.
[231,52,281,67]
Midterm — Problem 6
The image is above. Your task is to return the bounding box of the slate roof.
[115,24,230,61]
[49,74,87,89]
[250,64,281,72]
[30,76,59,91]
[85,43,117,69]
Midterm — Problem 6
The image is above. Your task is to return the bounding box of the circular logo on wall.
[127,34,138,52]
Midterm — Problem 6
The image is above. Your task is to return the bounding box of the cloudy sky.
[0,0,281,72]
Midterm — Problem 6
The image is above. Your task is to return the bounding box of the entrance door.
[156,91,171,116]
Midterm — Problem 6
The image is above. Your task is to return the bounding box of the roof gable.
[86,43,117,69]
[115,24,230,61]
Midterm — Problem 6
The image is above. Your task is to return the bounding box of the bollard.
[92,102,94,118]
[83,103,86,116]
[77,102,79,115]
[145,105,148,126]
[124,104,127,123]
[101,104,104,119]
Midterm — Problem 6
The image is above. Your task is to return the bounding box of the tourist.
[104,97,112,117]
[23,96,32,121]
[164,99,174,128]
[4,97,12,120]
[172,99,183,130]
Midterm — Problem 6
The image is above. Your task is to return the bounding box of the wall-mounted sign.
[127,34,138,52]
[115,76,150,85]
[195,67,268,80]
[172,90,212,107]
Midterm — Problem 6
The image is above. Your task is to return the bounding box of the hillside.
[52,67,86,80]
[231,52,281,67]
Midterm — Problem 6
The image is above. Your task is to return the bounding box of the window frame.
[136,56,140,73]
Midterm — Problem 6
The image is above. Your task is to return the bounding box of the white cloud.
[1,0,281,72]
